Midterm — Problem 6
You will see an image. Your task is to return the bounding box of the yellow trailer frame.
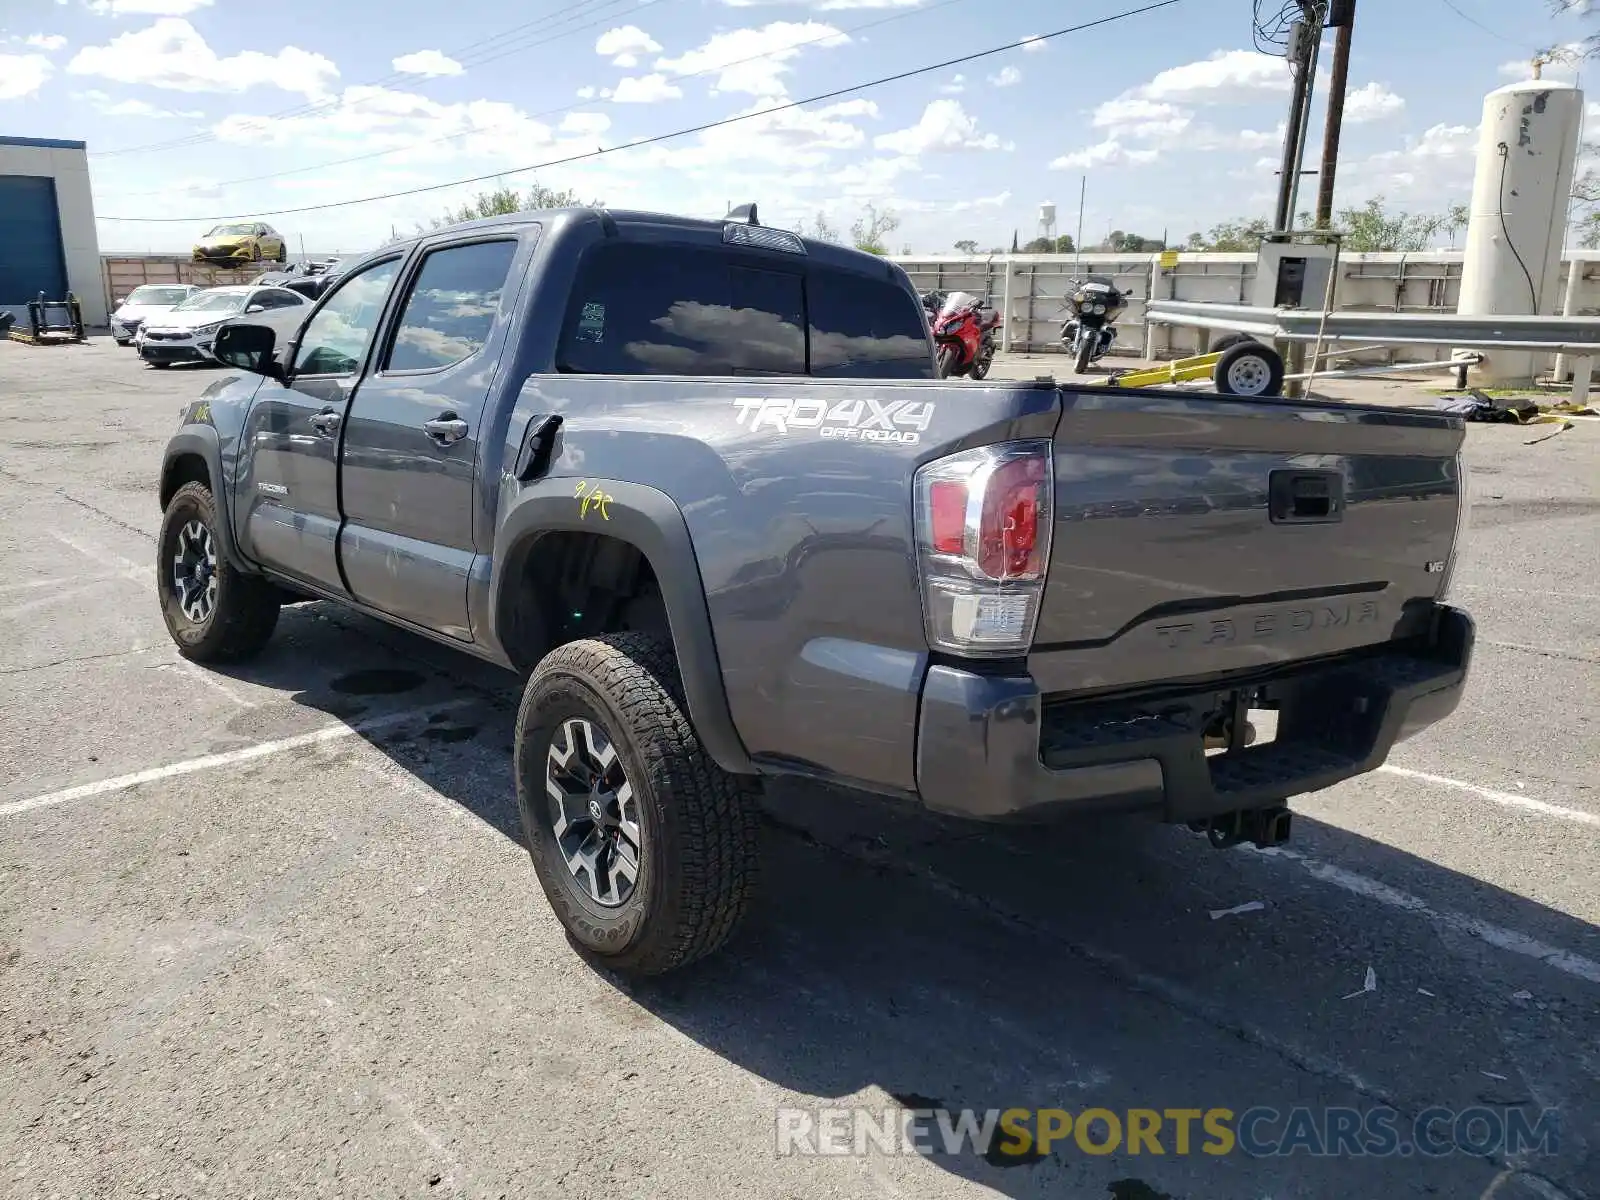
[1104,352,1222,388]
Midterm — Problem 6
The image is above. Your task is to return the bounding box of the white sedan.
[109,284,201,346]
[138,284,309,367]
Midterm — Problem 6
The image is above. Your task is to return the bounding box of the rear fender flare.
[490,478,755,775]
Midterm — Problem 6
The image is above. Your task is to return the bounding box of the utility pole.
[1272,2,1324,232]
[1316,0,1356,227]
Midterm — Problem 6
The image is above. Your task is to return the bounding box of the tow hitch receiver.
[1189,805,1293,850]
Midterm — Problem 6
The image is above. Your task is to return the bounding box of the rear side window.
[560,244,805,375]
[385,240,518,372]
[807,271,934,378]
[557,243,931,378]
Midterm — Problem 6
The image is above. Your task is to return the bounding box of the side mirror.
[213,323,283,381]
[245,304,265,314]
[114,297,127,307]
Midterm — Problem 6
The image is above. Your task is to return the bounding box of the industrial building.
[0,135,105,329]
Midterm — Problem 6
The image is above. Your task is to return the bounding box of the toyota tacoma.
[155,205,1474,975]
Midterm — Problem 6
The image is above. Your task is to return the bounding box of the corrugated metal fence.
[892,251,1600,364]
[101,257,269,311]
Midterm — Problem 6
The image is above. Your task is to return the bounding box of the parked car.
[192,222,288,264]
[109,284,201,345]
[255,259,347,301]
[139,284,307,367]
[155,205,1473,977]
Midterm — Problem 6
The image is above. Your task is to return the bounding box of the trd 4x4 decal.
[732,397,936,445]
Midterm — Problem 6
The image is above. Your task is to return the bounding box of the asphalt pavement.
[1,339,1596,1200]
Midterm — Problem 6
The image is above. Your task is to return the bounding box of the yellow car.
[192,222,287,264]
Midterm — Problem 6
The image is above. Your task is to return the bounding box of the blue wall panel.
[0,175,69,304]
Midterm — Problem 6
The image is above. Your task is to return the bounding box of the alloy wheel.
[545,717,643,908]
[171,519,218,623]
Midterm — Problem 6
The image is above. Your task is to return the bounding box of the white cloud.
[392,49,463,77]
[24,34,68,50]
[940,73,965,94]
[595,25,662,68]
[576,85,597,99]
[560,111,611,137]
[212,85,557,161]
[874,99,1008,155]
[1092,96,1191,140]
[89,0,213,14]
[67,19,338,97]
[988,65,1021,88]
[1019,34,1047,52]
[950,190,1012,212]
[655,21,848,98]
[1050,138,1160,170]
[0,53,53,98]
[610,73,683,103]
[1344,82,1404,124]
[1138,49,1289,104]
[75,88,201,118]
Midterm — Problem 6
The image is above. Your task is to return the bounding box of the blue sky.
[2,0,1596,254]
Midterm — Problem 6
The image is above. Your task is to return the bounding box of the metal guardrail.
[1143,301,1600,355]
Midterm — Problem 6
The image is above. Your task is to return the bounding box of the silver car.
[138,284,309,367]
[109,284,202,346]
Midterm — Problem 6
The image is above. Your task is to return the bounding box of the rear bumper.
[914,605,1474,822]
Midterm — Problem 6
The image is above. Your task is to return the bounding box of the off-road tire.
[157,482,280,663]
[514,632,761,976]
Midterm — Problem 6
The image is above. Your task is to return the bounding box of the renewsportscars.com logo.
[774,1105,1561,1161]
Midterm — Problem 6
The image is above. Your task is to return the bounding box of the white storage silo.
[1458,80,1584,383]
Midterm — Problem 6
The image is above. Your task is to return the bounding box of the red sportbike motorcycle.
[928,291,1001,379]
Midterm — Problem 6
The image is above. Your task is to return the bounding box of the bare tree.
[851,204,900,255]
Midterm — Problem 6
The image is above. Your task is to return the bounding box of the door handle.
[309,409,342,435]
[423,414,470,446]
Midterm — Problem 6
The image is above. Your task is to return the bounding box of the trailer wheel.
[1214,341,1285,397]
[1209,332,1255,353]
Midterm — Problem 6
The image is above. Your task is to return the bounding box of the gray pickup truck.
[157,206,1474,975]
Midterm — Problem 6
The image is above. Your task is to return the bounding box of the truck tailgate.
[1030,389,1466,696]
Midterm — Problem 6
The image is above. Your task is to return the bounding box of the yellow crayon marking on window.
[574,480,612,520]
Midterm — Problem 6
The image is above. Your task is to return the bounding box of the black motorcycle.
[1060,275,1128,375]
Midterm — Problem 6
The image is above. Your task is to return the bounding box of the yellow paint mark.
[574,480,613,520]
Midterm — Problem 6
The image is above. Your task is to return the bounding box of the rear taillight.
[1438,452,1471,603]
[913,440,1054,656]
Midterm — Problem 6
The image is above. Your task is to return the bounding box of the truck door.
[336,236,525,639]
[235,256,403,594]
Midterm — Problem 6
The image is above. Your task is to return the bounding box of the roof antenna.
[726,203,760,226]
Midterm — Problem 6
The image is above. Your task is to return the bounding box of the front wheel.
[936,345,959,379]
[1074,334,1095,375]
[157,482,281,662]
[514,633,762,976]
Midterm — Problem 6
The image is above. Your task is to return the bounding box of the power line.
[1436,0,1521,45]
[91,0,656,159]
[97,0,975,200]
[99,0,1185,222]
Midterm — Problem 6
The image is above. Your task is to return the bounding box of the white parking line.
[0,700,476,820]
[1261,846,1600,986]
[1379,764,1599,828]
[0,578,71,595]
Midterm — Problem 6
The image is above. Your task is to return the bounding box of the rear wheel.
[971,348,992,380]
[515,633,762,976]
[1214,341,1285,397]
[936,345,959,379]
[157,482,281,662]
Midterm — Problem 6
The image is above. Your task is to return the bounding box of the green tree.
[851,203,900,255]
[1334,196,1443,252]
[1444,203,1471,247]
[1022,236,1056,253]
[1578,210,1600,249]
[1055,234,1076,253]
[954,239,979,254]
[1196,218,1273,251]
[429,182,590,230]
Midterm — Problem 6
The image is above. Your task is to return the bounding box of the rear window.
[557,243,931,378]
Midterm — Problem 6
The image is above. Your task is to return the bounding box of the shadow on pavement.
[216,601,1596,1200]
